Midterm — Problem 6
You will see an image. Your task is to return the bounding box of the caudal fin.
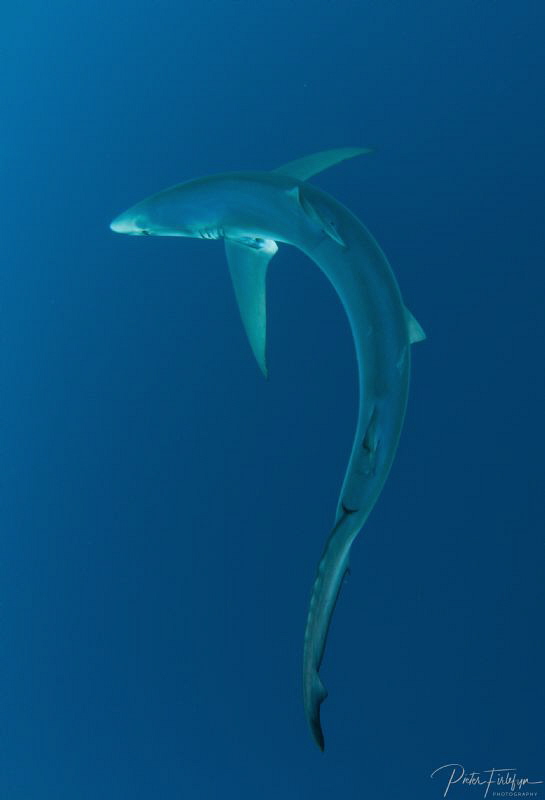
[303,513,355,751]
[305,672,328,751]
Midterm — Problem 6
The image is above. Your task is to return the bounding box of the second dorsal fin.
[404,307,426,344]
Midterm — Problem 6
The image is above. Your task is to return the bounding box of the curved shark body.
[110,149,424,750]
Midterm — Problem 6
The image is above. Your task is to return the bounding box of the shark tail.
[303,512,356,751]
[304,672,328,751]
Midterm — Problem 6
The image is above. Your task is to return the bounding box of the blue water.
[3,1,544,797]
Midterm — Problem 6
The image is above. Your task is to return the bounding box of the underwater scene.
[3,1,544,797]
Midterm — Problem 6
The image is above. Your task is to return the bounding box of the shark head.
[109,206,150,235]
[110,179,224,239]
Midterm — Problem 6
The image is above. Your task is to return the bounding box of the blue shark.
[110,148,425,750]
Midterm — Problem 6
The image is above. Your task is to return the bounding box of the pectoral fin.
[289,185,347,248]
[225,238,278,378]
[274,147,372,181]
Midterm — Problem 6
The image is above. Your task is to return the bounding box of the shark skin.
[110,149,424,751]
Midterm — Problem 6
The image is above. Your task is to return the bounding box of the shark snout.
[110,212,136,234]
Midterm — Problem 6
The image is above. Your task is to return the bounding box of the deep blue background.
[2,1,544,797]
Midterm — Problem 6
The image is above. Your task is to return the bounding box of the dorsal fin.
[274,147,372,181]
[225,238,278,378]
